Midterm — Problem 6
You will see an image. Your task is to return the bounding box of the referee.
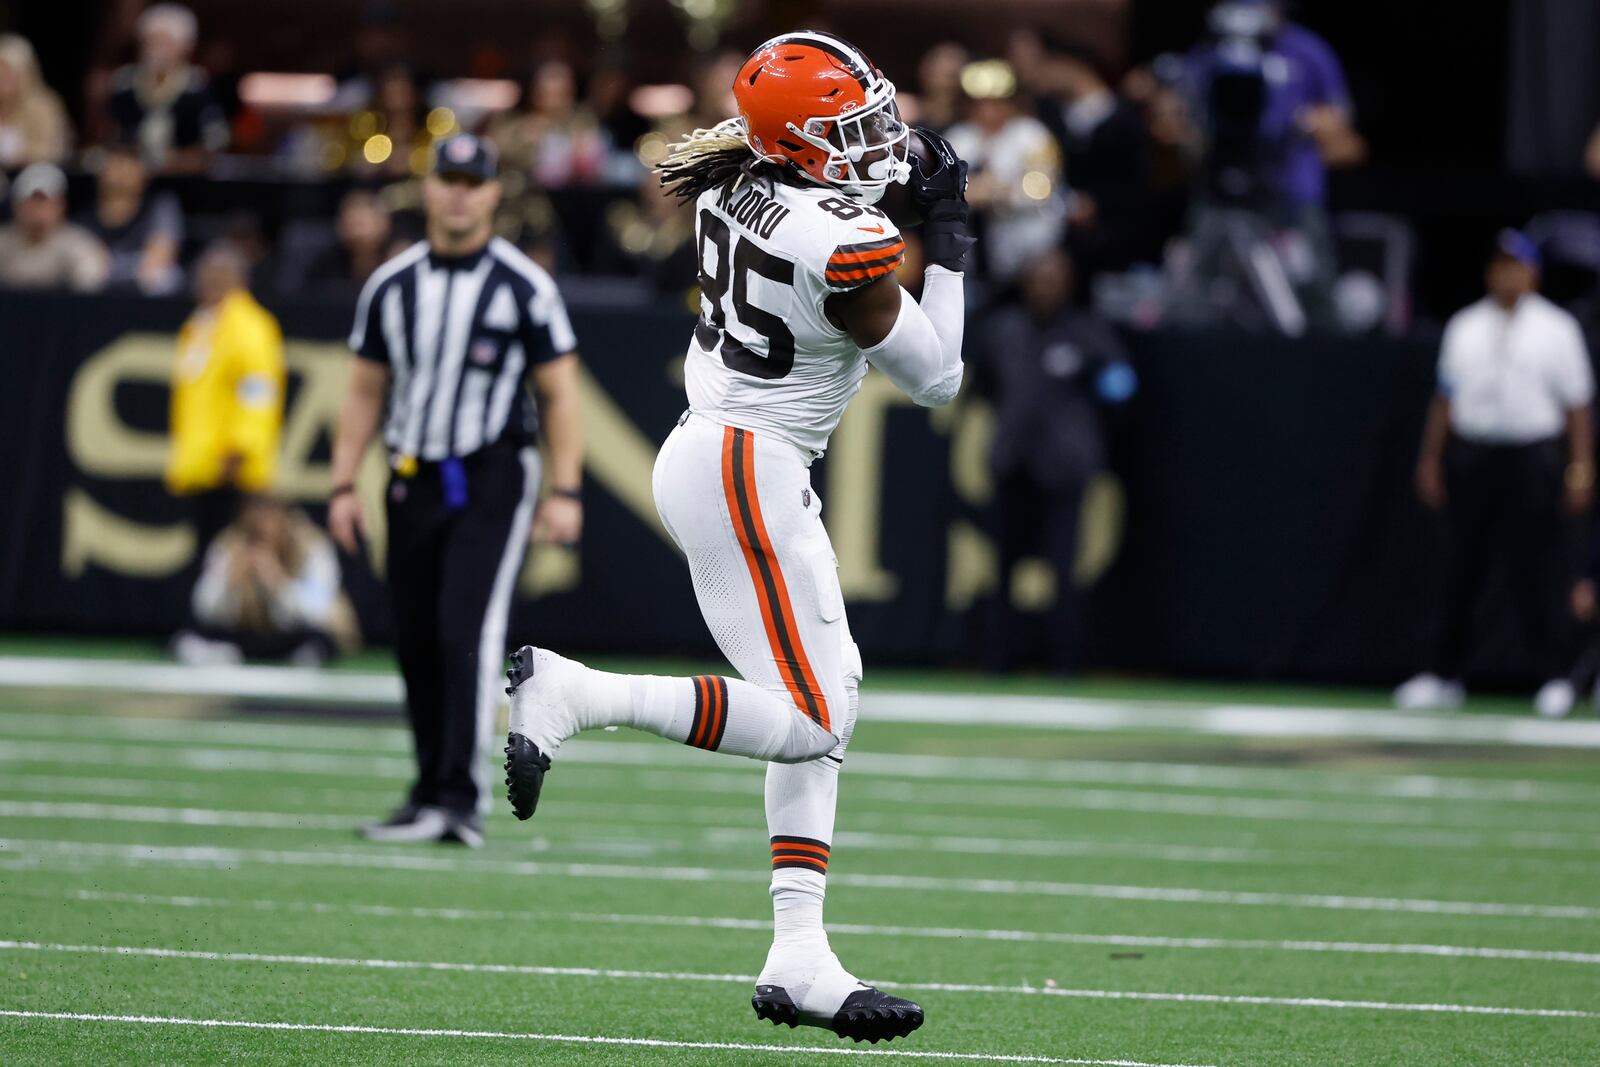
[1397,230,1594,717]
[329,133,584,846]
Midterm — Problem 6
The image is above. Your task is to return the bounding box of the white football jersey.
[684,177,906,455]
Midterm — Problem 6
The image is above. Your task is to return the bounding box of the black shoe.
[752,985,924,1044]
[358,804,451,843]
[441,811,484,848]
[503,733,550,821]
[504,647,552,821]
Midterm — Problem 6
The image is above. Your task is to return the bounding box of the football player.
[503,30,971,1043]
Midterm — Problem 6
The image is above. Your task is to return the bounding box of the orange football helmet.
[733,31,911,202]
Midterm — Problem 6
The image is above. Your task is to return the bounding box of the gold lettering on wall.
[61,487,194,577]
[65,334,172,476]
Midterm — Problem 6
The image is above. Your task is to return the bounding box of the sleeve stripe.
[825,260,902,284]
[827,249,903,274]
[830,239,906,265]
[831,235,904,257]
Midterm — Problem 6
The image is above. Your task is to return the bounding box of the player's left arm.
[833,127,976,408]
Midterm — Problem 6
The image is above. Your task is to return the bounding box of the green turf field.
[2,664,1599,1065]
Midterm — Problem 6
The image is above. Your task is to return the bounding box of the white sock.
[512,650,835,762]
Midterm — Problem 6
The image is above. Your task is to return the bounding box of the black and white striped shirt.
[349,237,578,461]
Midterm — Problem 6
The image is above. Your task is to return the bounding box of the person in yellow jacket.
[165,242,285,546]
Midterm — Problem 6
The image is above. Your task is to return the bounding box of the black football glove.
[908,126,977,272]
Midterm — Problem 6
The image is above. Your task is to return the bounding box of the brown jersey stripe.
[829,241,906,266]
[831,235,905,257]
[829,251,906,272]
[825,261,902,282]
[825,261,901,283]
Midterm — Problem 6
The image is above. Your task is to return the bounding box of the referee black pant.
[1432,435,1575,681]
[385,439,540,816]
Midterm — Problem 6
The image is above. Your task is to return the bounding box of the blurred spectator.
[337,62,429,180]
[79,141,184,295]
[587,59,650,182]
[916,43,969,133]
[219,212,278,293]
[944,62,1066,284]
[1586,123,1600,182]
[1037,40,1154,279]
[487,59,605,188]
[173,497,359,667]
[107,3,229,173]
[0,35,71,167]
[599,170,696,295]
[688,51,743,131]
[0,163,109,291]
[978,248,1135,673]
[302,188,394,296]
[1120,56,1196,257]
[1398,232,1594,717]
[165,243,285,548]
[329,1,411,113]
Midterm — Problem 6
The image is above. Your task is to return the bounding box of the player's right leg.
[502,647,837,817]
[502,417,837,820]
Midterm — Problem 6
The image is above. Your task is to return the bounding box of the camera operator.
[1177,0,1364,329]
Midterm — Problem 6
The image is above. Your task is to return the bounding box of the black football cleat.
[504,733,549,821]
[752,985,924,1044]
[503,732,549,821]
[503,647,551,821]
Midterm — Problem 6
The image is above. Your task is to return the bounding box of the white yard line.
[9,739,1597,838]
[1,943,1595,1022]
[10,781,1600,868]
[0,1010,1188,1066]
[44,888,1600,966]
[5,654,1600,748]
[3,838,1596,920]
[2,708,1595,805]
[0,801,355,831]
[0,739,410,777]
[0,800,1302,865]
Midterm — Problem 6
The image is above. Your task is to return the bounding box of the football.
[876,129,938,229]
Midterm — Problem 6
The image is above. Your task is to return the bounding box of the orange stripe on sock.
[770,841,829,857]
[721,427,832,733]
[689,675,710,749]
[705,674,724,751]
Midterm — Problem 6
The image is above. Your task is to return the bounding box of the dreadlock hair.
[657,117,789,202]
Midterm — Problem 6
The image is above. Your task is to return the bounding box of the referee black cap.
[432,133,499,182]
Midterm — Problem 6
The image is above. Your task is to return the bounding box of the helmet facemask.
[787,79,911,204]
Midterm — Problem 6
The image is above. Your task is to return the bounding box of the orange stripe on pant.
[720,426,832,734]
